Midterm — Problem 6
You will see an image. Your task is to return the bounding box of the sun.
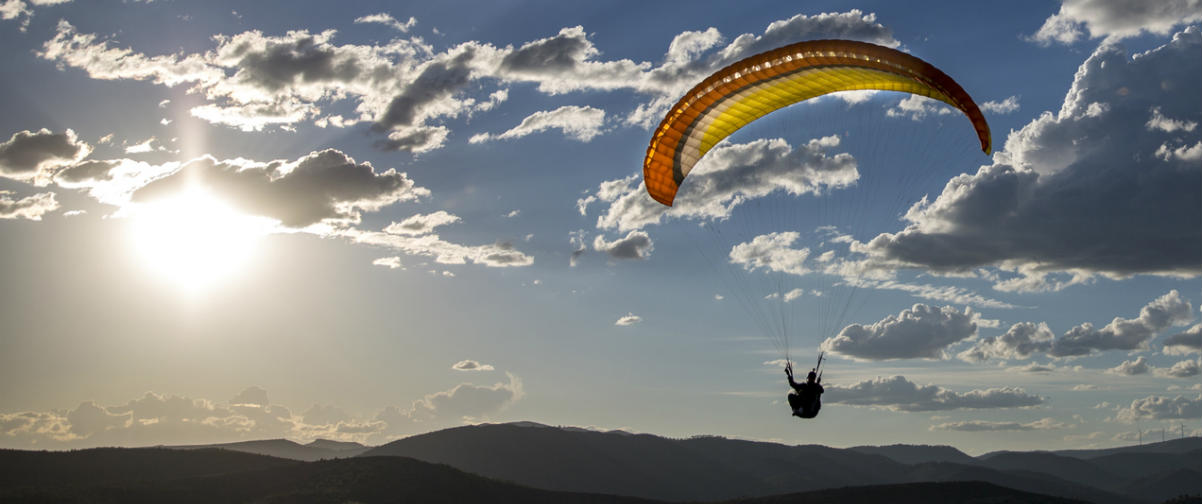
[128,189,268,292]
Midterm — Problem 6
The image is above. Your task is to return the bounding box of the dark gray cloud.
[859,29,1201,287]
[593,230,654,260]
[1163,323,1201,355]
[0,129,90,184]
[374,50,475,132]
[228,34,364,92]
[820,304,979,360]
[828,375,1044,411]
[0,191,59,221]
[131,149,427,228]
[500,27,592,73]
[55,160,119,184]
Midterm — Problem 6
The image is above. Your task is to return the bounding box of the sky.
[0,0,1199,456]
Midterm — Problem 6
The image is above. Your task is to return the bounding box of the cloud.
[1029,0,1202,45]
[615,313,642,326]
[36,11,898,151]
[587,136,858,233]
[1008,362,1059,373]
[0,379,529,449]
[857,29,1201,289]
[958,322,1056,362]
[827,375,1044,411]
[961,291,1193,361]
[372,48,477,151]
[131,149,428,228]
[1146,106,1198,133]
[1114,393,1202,422]
[930,417,1070,431]
[123,137,169,154]
[1105,356,1151,375]
[593,230,654,260]
[372,256,403,269]
[350,229,533,268]
[1049,290,1193,357]
[981,96,1021,114]
[451,359,495,372]
[730,232,812,277]
[886,95,956,120]
[820,304,980,360]
[0,0,69,31]
[383,210,461,236]
[0,191,59,220]
[470,105,605,143]
[0,410,75,443]
[301,404,350,426]
[353,13,416,33]
[1155,358,1201,378]
[230,386,270,407]
[0,389,302,448]
[376,373,524,431]
[1163,323,1201,355]
[0,129,91,185]
[568,229,587,266]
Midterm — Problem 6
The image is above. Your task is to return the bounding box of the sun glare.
[129,189,268,293]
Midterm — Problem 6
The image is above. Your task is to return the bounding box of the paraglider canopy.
[643,39,991,206]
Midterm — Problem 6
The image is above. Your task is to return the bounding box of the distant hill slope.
[0,447,297,488]
[360,422,1148,503]
[975,451,1126,492]
[167,438,369,461]
[847,444,977,465]
[729,481,1088,504]
[901,461,1139,504]
[982,437,1202,460]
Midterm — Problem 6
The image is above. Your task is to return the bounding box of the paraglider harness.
[787,353,824,419]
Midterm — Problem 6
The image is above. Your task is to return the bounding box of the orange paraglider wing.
[643,39,991,206]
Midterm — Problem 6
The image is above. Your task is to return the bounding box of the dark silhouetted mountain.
[364,423,818,501]
[902,461,1139,504]
[0,447,297,488]
[0,448,1097,504]
[727,481,1087,504]
[305,438,367,452]
[168,437,369,461]
[848,443,977,465]
[0,452,660,504]
[1088,449,1202,480]
[976,451,1126,492]
[360,422,1149,503]
[1121,468,1202,504]
[988,437,1202,460]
